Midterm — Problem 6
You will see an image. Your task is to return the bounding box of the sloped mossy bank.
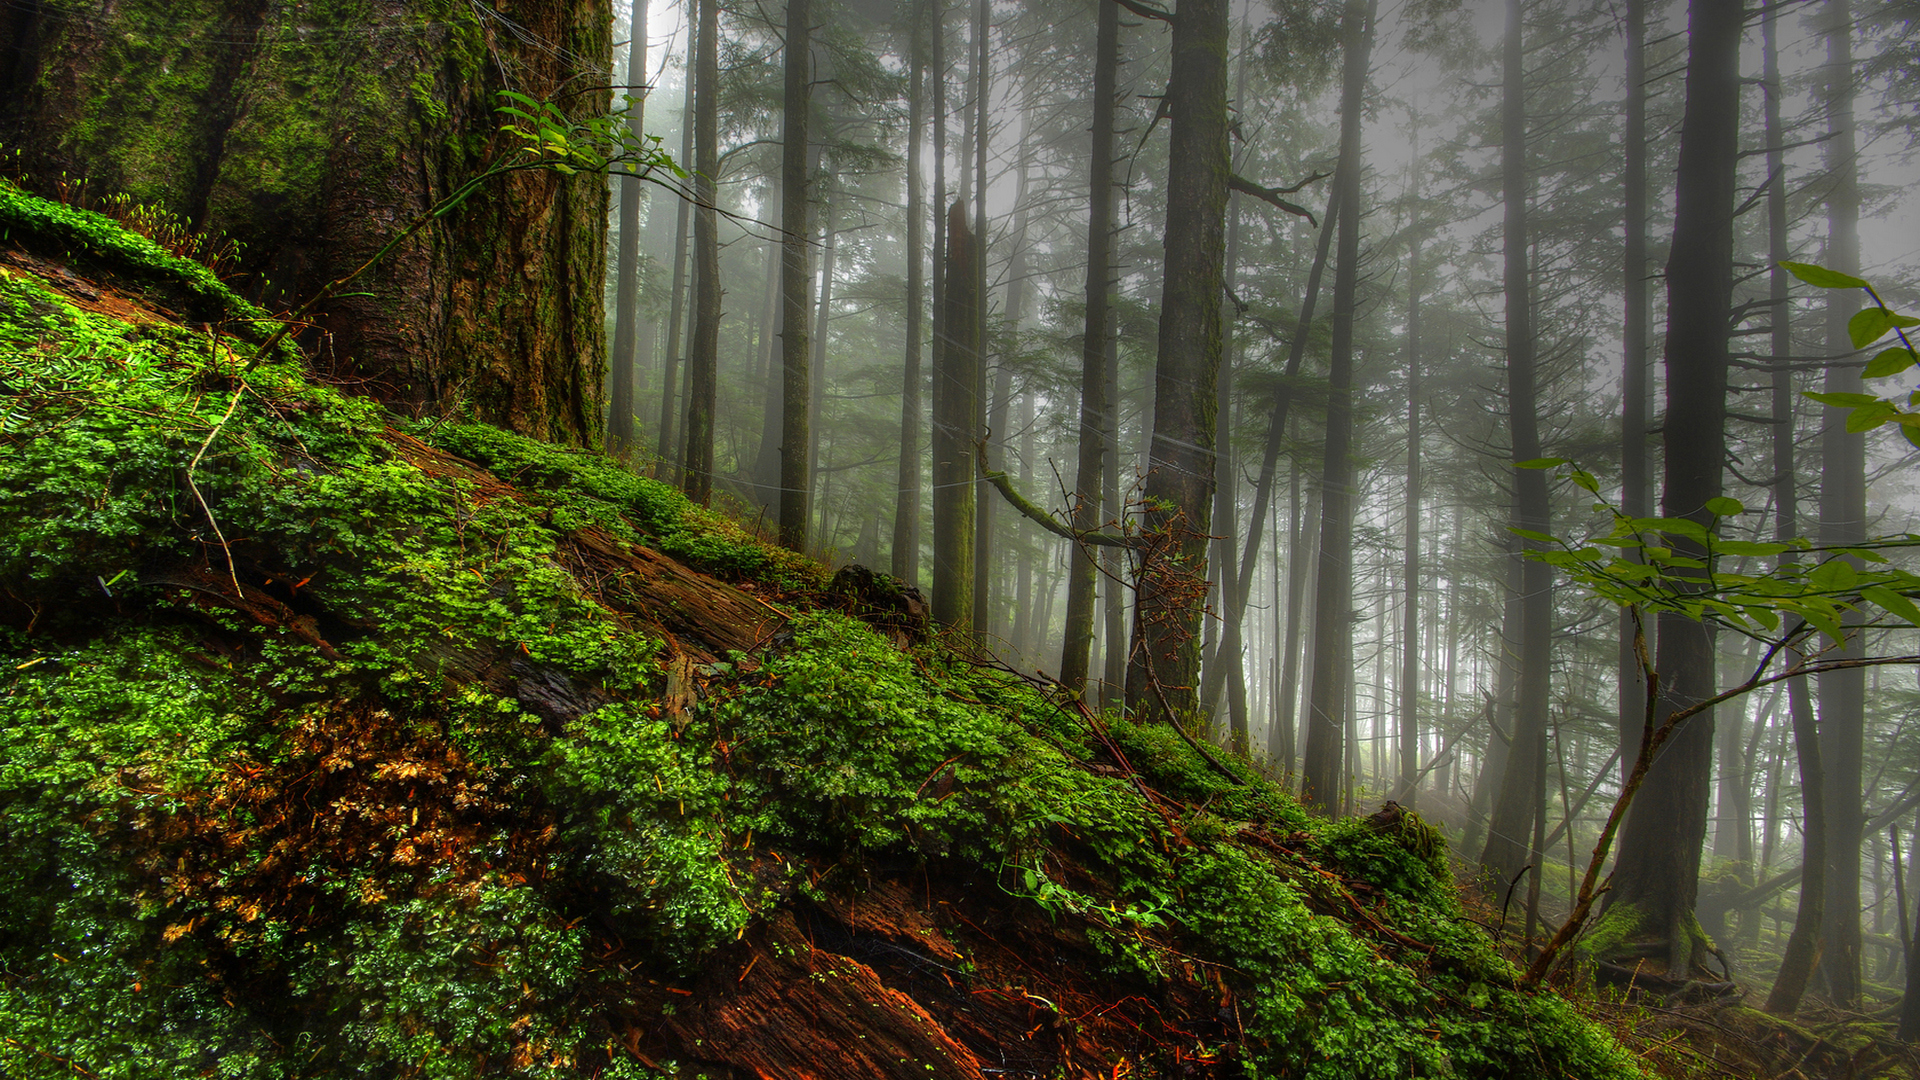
[0,184,1644,1079]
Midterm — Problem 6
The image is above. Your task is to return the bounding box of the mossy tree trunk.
[1121,0,1231,724]
[0,0,613,445]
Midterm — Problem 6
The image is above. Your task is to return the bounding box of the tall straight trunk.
[680,0,722,503]
[1482,0,1553,886]
[1761,5,1827,1015]
[609,0,650,454]
[1061,0,1121,693]
[658,96,696,468]
[1121,0,1232,721]
[808,185,839,552]
[1605,0,1740,973]
[931,201,979,628]
[1466,544,1523,859]
[1100,305,1127,708]
[776,0,813,550]
[969,0,993,634]
[1272,453,1309,771]
[1618,0,1651,784]
[1013,392,1037,653]
[989,146,1033,643]
[927,0,949,584]
[1398,224,1423,805]
[1204,29,1253,752]
[1299,0,1375,811]
[1816,0,1866,1009]
[892,10,927,583]
[752,235,784,509]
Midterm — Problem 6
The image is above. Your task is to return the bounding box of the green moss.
[0,188,1646,1080]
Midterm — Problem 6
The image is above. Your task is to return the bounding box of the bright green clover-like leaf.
[1781,260,1868,289]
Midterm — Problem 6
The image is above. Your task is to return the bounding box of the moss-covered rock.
[0,187,1647,1079]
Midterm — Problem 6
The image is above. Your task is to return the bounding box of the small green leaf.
[1570,470,1599,493]
[1850,307,1919,349]
[1863,347,1917,379]
[1510,527,1556,543]
[1517,457,1567,469]
[1780,261,1868,289]
[1846,404,1899,433]
[1861,585,1920,626]
[1805,390,1884,408]
[1704,496,1745,517]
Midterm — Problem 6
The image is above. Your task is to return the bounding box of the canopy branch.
[1230,172,1327,224]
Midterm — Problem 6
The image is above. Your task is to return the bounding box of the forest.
[1,0,1919,1075]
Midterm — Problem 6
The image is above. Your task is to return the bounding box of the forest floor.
[0,177,1897,1080]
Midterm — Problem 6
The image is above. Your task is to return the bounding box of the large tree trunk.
[658,103,696,468]
[1603,0,1740,974]
[1398,218,1423,806]
[931,201,979,628]
[0,0,613,444]
[1816,0,1867,1009]
[969,0,994,635]
[1060,0,1121,693]
[777,0,814,550]
[609,0,650,455]
[1298,0,1375,812]
[681,0,722,503]
[1120,0,1231,722]
[1481,0,1553,888]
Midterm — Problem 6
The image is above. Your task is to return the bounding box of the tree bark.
[777,0,813,550]
[1603,0,1741,974]
[1618,0,1652,787]
[609,0,650,455]
[931,201,979,628]
[1120,0,1232,723]
[1398,218,1423,806]
[1298,0,1375,812]
[659,99,696,468]
[0,0,613,444]
[1481,0,1553,888]
[1060,0,1121,694]
[892,6,928,584]
[969,0,994,635]
[681,0,722,503]
[1816,0,1866,1009]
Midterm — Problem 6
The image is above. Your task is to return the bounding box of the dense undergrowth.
[0,182,1646,1078]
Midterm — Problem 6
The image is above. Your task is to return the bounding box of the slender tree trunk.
[1273,454,1309,772]
[892,8,928,583]
[989,144,1033,643]
[927,0,950,585]
[609,0,650,455]
[1618,0,1651,785]
[808,185,839,552]
[1100,304,1127,708]
[1816,0,1866,1008]
[1604,0,1741,974]
[1299,0,1375,811]
[658,95,696,468]
[1398,220,1423,805]
[680,0,722,503]
[1482,0,1553,887]
[776,0,813,549]
[969,0,993,634]
[1061,0,1121,692]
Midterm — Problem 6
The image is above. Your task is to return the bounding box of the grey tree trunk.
[1604,0,1741,973]
[1481,0,1553,888]
[680,0,721,504]
[931,201,979,628]
[609,0,650,455]
[1815,0,1867,1009]
[1299,0,1375,812]
[1617,0,1651,785]
[658,99,696,468]
[1060,0,1121,693]
[891,8,928,583]
[777,0,813,550]
[1398,219,1423,805]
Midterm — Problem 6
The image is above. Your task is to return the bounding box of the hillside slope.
[0,184,1645,1079]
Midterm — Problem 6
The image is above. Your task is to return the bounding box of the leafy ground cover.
[0,181,1646,1078]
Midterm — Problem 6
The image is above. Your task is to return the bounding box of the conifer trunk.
[0,0,613,443]
[777,0,813,550]
[681,0,722,503]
